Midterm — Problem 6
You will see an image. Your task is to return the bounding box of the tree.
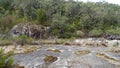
[50,14,76,38]
[37,9,46,25]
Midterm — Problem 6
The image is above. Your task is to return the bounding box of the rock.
[70,38,107,47]
[108,47,120,53]
[13,46,120,68]
[8,23,49,39]
[96,53,120,65]
[0,45,41,54]
[12,64,24,68]
[102,34,120,40]
[107,40,120,47]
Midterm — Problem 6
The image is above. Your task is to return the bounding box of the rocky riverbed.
[0,38,120,68]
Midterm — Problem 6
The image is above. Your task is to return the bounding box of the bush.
[0,40,12,46]
[89,29,103,37]
[0,48,14,68]
[50,23,77,38]
[76,31,85,37]
[15,35,34,45]
[50,14,77,38]
[0,36,12,46]
[0,35,36,46]
[37,9,47,25]
[0,15,14,34]
[105,27,120,35]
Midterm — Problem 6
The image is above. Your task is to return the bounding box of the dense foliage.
[0,0,120,38]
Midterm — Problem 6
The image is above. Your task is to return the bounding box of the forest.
[0,0,120,38]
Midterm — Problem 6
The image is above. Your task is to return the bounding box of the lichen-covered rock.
[8,22,49,39]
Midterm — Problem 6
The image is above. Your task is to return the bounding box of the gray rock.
[102,34,120,40]
[8,23,49,39]
[13,45,120,68]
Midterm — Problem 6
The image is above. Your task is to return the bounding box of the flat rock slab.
[13,45,120,68]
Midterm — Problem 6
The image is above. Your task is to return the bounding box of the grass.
[89,29,103,37]
[14,46,41,54]
[0,40,12,46]
[0,48,14,68]
[39,39,68,44]
[105,27,120,35]
[96,53,120,64]
[44,55,58,63]
[47,49,61,53]
[74,50,91,56]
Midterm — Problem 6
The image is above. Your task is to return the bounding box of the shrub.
[37,9,47,25]
[89,29,103,37]
[0,36,12,46]
[0,48,14,68]
[76,30,85,37]
[0,40,12,46]
[15,35,34,45]
[50,14,77,38]
[0,15,14,34]
[105,27,120,35]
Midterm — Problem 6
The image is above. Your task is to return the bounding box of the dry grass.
[14,46,41,54]
[96,53,120,65]
[1,45,41,54]
[44,55,58,63]
[40,39,68,45]
[47,49,61,53]
[12,64,24,68]
[74,50,91,56]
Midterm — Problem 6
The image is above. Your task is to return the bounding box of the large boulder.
[9,23,49,39]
